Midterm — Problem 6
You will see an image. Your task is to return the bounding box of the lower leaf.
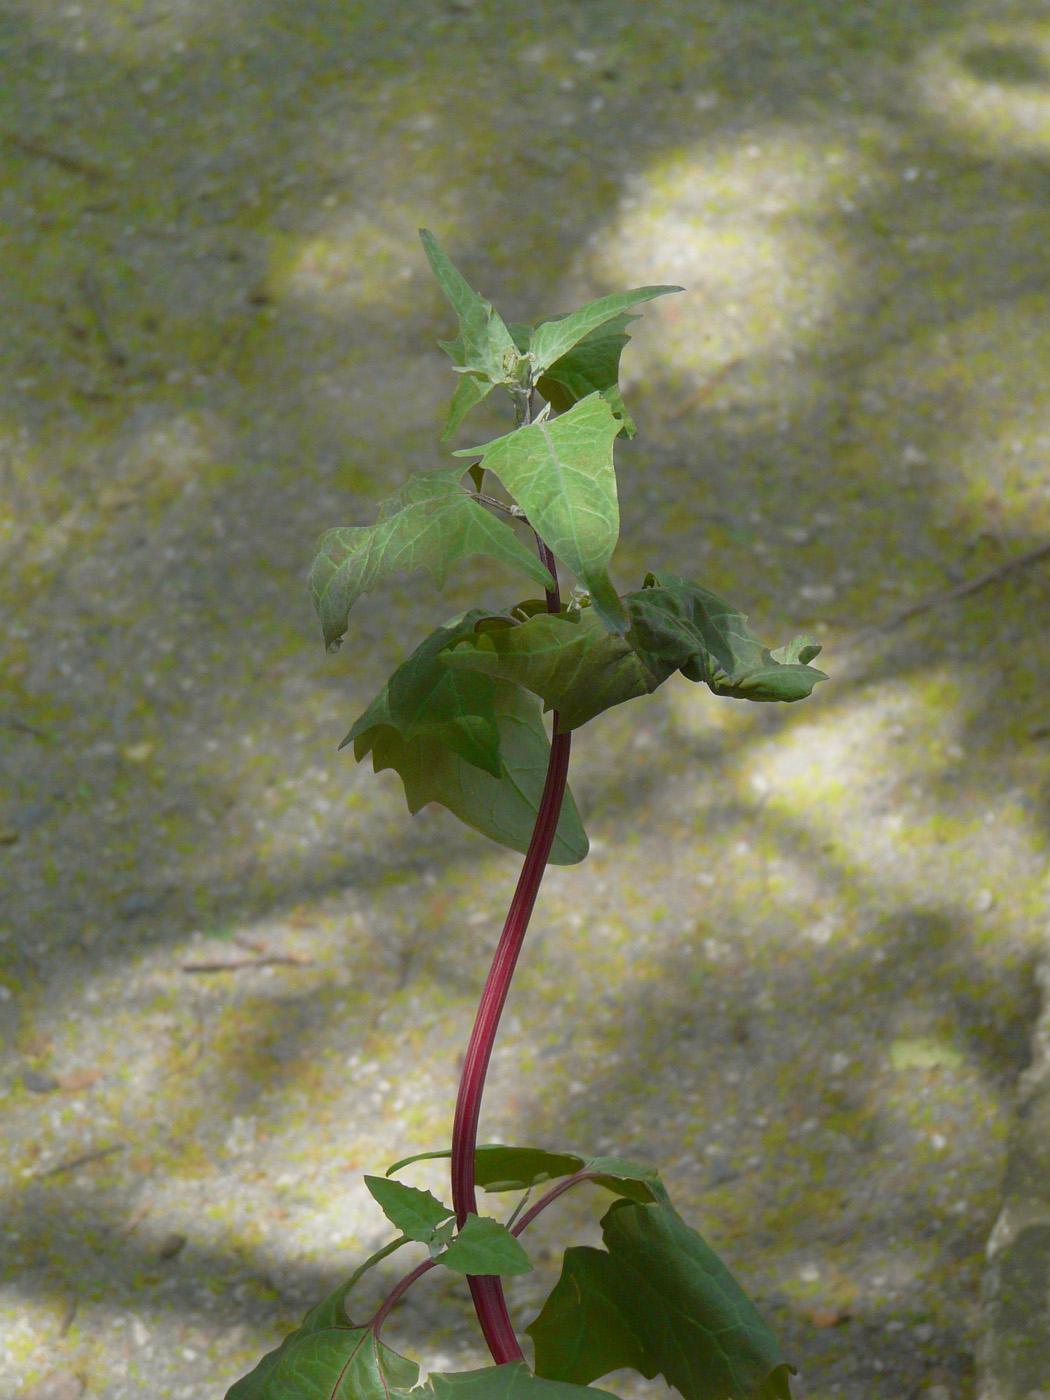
[526,1198,795,1400]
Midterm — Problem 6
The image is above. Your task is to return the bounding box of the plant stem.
[450,459,568,1363]
[450,722,571,1362]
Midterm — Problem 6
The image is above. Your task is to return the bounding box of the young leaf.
[455,395,629,634]
[427,1360,620,1400]
[534,314,641,438]
[346,617,588,864]
[528,287,682,378]
[419,229,525,440]
[439,1213,533,1277]
[631,574,828,702]
[308,468,554,653]
[364,1176,453,1242]
[527,1198,795,1400]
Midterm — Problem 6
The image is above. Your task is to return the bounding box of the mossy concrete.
[3,2,1050,1398]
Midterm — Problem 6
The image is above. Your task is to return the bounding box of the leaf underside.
[527,1198,795,1400]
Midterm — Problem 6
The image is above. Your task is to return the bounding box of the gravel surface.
[4,3,1050,1399]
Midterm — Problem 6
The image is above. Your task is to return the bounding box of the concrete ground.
[3,2,1050,1398]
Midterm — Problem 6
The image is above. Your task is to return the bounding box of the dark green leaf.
[527,1198,795,1400]
[528,1247,643,1384]
[364,1176,453,1242]
[227,1324,419,1400]
[439,1213,533,1277]
[454,395,629,634]
[346,612,507,777]
[441,607,672,733]
[308,468,553,653]
[581,1156,667,1206]
[386,1145,587,1189]
[632,574,827,702]
[227,1320,624,1400]
[528,287,682,377]
[419,230,525,440]
[346,617,588,864]
[385,1146,663,1202]
[224,1273,418,1400]
[427,1360,620,1400]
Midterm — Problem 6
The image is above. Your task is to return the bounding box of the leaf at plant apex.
[346,616,588,864]
[308,469,554,652]
[453,394,629,634]
[527,1197,795,1400]
[528,286,683,378]
[535,313,640,439]
[419,230,525,438]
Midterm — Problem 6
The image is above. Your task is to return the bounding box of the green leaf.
[441,607,672,733]
[528,287,682,377]
[385,1146,664,1204]
[439,1213,533,1277]
[527,1199,795,1400]
[224,1273,418,1400]
[442,577,826,734]
[346,612,508,776]
[419,229,525,440]
[535,314,641,439]
[455,395,628,634]
[581,1156,667,1206]
[386,1145,587,1188]
[632,574,827,702]
[364,1176,453,1242]
[346,617,588,864]
[308,468,554,653]
[227,1319,623,1400]
[427,1361,620,1400]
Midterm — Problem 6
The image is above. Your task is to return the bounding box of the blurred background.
[3,2,1050,1397]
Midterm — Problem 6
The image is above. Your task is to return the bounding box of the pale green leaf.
[419,230,525,439]
[308,470,553,653]
[528,287,681,377]
[455,395,628,634]
[534,314,641,438]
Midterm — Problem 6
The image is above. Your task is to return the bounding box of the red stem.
[450,722,572,1362]
[451,531,568,1365]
